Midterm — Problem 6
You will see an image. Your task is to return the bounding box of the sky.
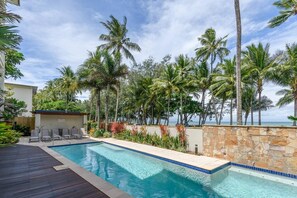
[6,0,297,122]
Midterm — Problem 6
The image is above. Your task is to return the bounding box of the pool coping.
[101,141,230,174]
[42,142,131,198]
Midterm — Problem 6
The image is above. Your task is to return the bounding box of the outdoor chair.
[71,127,82,139]
[29,129,39,142]
[41,129,52,141]
[80,128,89,138]
[52,129,62,140]
[62,128,71,139]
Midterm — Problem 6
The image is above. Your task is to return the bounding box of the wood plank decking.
[0,144,109,198]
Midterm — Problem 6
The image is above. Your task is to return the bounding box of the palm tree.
[191,61,211,125]
[151,64,180,125]
[273,43,297,125]
[210,57,236,125]
[96,51,128,131]
[234,0,242,125]
[195,28,229,72]
[175,54,191,124]
[243,43,278,125]
[57,66,78,107]
[268,0,297,28]
[98,15,141,63]
[78,49,105,128]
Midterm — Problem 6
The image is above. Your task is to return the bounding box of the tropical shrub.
[14,124,30,136]
[93,129,105,138]
[176,124,187,147]
[159,125,169,137]
[0,122,22,145]
[114,129,187,153]
[103,131,111,138]
[109,122,125,134]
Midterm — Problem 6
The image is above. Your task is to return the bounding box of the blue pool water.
[51,143,297,198]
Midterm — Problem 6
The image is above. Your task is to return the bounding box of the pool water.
[51,143,297,198]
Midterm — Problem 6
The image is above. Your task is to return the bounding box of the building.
[4,82,38,117]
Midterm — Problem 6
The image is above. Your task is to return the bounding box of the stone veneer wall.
[203,125,297,174]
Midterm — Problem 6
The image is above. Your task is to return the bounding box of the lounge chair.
[62,128,71,139]
[41,129,52,141]
[52,129,62,140]
[80,128,89,137]
[29,129,39,142]
[71,127,82,139]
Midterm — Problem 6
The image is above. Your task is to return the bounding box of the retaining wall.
[203,125,297,174]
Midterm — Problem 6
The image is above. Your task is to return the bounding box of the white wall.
[4,83,36,117]
[126,125,203,153]
[35,114,84,130]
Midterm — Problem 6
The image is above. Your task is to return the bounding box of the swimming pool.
[51,142,297,198]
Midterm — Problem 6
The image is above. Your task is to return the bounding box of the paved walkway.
[95,138,230,173]
[0,144,108,198]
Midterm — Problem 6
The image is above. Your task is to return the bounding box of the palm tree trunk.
[199,90,206,125]
[293,96,297,126]
[167,94,171,126]
[105,85,110,131]
[251,106,254,125]
[97,90,101,129]
[230,98,233,125]
[234,0,242,125]
[258,90,262,125]
[219,99,225,125]
[244,112,249,125]
[114,88,119,122]
[180,94,183,125]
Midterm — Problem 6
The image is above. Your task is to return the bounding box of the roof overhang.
[32,110,88,116]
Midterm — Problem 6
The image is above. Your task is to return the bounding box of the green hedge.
[0,122,22,145]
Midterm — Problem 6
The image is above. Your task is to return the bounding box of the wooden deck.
[0,144,109,198]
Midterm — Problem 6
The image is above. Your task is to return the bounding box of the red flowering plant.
[176,124,187,147]
[109,122,125,134]
[131,125,138,136]
[159,125,169,138]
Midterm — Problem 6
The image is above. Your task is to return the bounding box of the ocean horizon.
[167,121,294,127]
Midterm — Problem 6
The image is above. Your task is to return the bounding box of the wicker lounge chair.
[41,129,52,141]
[62,128,71,139]
[29,129,39,142]
[71,127,82,139]
[52,129,62,140]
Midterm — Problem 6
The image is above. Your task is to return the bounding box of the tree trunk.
[234,0,242,125]
[180,94,183,125]
[293,96,297,126]
[230,98,233,125]
[114,87,119,122]
[258,90,262,125]
[96,90,101,129]
[219,99,225,125]
[167,94,171,126]
[105,84,110,132]
[199,90,206,125]
[251,94,254,125]
[244,112,249,125]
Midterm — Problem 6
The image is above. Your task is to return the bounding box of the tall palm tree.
[57,66,78,107]
[151,64,180,125]
[234,0,242,125]
[243,43,278,125]
[78,49,105,128]
[268,0,297,28]
[98,15,141,63]
[210,57,236,125]
[175,54,191,124]
[195,28,229,73]
[273,43,297,125]
[96,51,128,131]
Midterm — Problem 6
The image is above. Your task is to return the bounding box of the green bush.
[113,129,187,153]
[93,129,105,138]
[103,132,111,138]
[0,122,22,145]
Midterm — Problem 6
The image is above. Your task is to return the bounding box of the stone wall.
[203,125,297,174]
[126,125,203,153]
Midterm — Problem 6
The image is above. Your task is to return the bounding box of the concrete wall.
[126,125,203,153]
[35,114,86,130]
[4,83,36,117]
[203,125,297,174]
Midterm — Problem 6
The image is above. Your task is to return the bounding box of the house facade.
[4,82,38,117]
